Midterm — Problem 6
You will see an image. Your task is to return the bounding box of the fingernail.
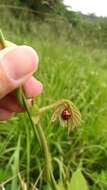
[2,45,38,81]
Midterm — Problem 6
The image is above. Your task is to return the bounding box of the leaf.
[11,135,21,190]
[0,168,11,181]
[43,183,52,190]
[56,182,65,190]
[68,169,89,190]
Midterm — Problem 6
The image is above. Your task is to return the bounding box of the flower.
[51,99,81,133]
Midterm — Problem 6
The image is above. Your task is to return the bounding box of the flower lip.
[61,108,71,120]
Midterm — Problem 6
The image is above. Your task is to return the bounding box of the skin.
[0,42,43,120]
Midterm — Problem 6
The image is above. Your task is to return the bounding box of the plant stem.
[0,29,7,48]
[22,94,58,189]
[39,99,70,113]
[37,122,52,182]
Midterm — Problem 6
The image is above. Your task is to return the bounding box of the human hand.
[0,42,43,120]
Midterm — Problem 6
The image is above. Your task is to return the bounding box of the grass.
[0,12,107,189]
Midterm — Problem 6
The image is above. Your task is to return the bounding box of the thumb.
[0,45,38,99]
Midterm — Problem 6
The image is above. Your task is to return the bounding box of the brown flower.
[51,99,81,133]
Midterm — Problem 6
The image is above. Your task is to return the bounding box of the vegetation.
[0,1,107,189]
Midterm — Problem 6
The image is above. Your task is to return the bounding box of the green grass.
[1,13,107,189]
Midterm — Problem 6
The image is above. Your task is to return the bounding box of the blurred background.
[0,0,107,47]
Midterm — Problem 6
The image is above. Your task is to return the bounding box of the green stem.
[37,122,52,182]
[0,29,7,48]
[37,122,58,189]
[22,94,58,189]
[39,99,70,113]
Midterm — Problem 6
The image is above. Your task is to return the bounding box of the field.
[0,12,107,189]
